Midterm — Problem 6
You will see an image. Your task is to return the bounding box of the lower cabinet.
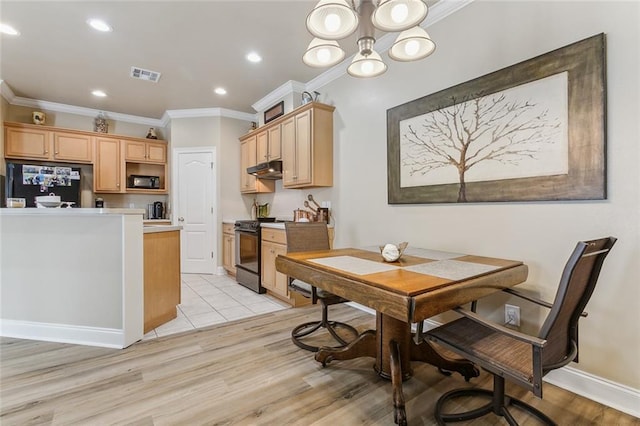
[222,223,236,276]
[144,230,181,333]
[262,239,289,297]
[260,227,311,307]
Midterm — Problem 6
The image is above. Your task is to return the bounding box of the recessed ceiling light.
[92,90,107,97]
[87,19,112,32]
[246,52,262,63]
[214,87,227,95]
[0,23,19,36]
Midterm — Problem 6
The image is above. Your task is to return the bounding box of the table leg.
[314,330,376,367]
[374,313,413,380]
[410,338,479,382]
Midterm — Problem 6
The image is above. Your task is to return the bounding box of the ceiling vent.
[130,66,161,83]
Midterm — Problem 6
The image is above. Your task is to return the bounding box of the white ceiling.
[0,0,443,120]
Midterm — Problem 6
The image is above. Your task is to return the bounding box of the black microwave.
[128,175,160,189]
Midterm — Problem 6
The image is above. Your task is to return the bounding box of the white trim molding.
[251,80,306,113]
[545,367,640,419]
[0,319,131,349]
[163,107,256,127]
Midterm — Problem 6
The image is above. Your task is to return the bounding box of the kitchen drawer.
[262,228,286,245]
[223,223,235,235]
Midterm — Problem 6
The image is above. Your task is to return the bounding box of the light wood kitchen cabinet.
[260,225,334,306]
[261,228,309,305]
[240,134,274,194]
[4,121,169,195]
[4,123,92,163]
[222,223,236,276]
[4,125,50,160]
[144,229,181,333]
[52,132,93,163]
[256,125,282,163]
[94,137,123,192]
[282,103,334,188]
[124,139,166,163]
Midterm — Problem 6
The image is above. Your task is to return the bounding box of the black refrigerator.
[5,162,82,207]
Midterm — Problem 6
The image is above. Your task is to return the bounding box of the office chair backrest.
[285,222,330,253]
[539,237,616,370]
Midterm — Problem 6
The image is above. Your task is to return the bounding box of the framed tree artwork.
[387,33,606,204]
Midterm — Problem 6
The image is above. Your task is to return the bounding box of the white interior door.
[173,148,216,274]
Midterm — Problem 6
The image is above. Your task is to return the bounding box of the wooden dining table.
[275,246,528,425]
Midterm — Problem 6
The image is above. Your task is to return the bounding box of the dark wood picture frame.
[264,101,285,124]
[387,33,606,204]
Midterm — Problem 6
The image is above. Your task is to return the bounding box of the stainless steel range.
[234,218,276,293]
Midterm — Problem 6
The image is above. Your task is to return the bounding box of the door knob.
[178,217,184,222]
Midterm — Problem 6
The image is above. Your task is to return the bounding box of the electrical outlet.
[505,304,520,327]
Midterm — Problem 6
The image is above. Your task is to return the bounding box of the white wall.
[315,0,638,389]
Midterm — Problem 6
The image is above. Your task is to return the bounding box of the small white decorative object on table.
[380,242,409,262]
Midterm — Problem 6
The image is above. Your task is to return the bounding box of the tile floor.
[143,273,290,340]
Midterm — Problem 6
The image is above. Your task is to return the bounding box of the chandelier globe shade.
[306,0,359,40]
[371,0,428,32]
[303,38,346,67]
[347,50,387,78]
[388,26,436,61]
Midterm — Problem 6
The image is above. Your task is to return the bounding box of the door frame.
[171,147,217,274]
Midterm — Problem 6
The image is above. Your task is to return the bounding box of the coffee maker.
[148,201,164,219]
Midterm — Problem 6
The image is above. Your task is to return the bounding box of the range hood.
[247,160,282,180]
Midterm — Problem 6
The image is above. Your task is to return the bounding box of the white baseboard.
[216,266,227,276]
[544,366,640,418]
[347,303,640,418]
[0,319,128,349]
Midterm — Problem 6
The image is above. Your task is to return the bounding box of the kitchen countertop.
[144,225,182,234]
[0,208,145,215]
[261,222,333,230]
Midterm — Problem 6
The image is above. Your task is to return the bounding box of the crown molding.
[0,80,255,129]
[0,80,16,103]
[251,80,306,113]
[162,108,256,127]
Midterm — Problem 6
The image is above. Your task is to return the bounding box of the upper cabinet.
[256,125,282,163]
[94,136,122,192]
[282,103,334,188]
[3,121,168,194]
[239,133,275,194]
[5,122,92,163]
[124,139,167,164]
[239,102,334,193]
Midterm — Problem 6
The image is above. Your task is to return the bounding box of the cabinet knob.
[178,217,185,222]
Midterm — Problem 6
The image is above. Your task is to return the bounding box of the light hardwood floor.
[1,304,638,425]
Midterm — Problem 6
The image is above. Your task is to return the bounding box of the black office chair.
[425,237,616,425]
[285,222,358,352]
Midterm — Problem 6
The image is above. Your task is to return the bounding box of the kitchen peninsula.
[0,208,181,348]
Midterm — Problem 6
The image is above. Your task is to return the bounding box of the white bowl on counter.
[35,194,62,208]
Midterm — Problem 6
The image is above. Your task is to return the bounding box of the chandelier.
[302,0,436,78]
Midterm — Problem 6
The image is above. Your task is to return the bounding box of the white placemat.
[309,256,400,275]
[404,259,500,280]
[403,247,465,260]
